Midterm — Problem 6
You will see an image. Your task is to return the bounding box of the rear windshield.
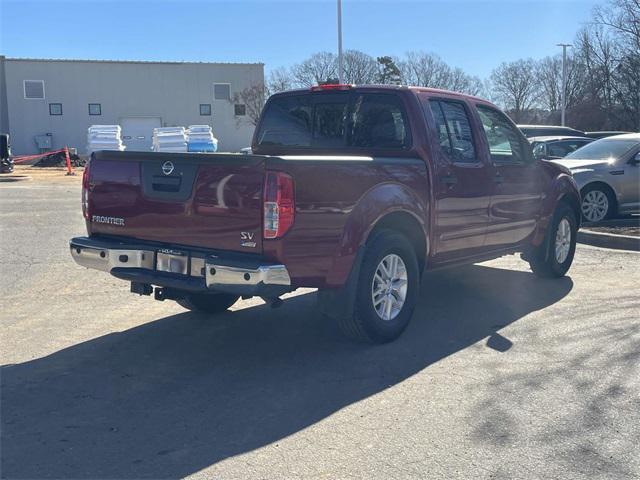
[255,92,411,150]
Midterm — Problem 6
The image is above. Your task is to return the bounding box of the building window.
[214,83,230,101]
[234,104,246,116]
[24,80,45,99]
[49,103,63,116]
[88,103,102,115]
[200,103,212,116]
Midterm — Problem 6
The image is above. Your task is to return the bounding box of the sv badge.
[240,231,257,248]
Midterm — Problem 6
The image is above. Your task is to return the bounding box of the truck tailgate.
[87,151,265,254]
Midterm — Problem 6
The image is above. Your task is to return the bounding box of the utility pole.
[337,0,344,84]
[557,43,572,126]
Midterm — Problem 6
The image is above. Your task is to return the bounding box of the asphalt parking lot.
[1,170,639,480]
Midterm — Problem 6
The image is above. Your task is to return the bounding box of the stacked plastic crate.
[187,125,218,152]
[87,125,125,154]
[152,127,188,153]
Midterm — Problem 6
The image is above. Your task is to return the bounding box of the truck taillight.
[263,171,295,239]
[82,162,90,219]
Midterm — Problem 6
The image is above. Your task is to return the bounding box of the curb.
[577,229,640,251]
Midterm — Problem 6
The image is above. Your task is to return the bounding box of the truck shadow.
[1,264,573,479]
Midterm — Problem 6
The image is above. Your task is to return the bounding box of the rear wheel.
[528,203,577,278]
[338,230,419,344]
[176,292,239,314]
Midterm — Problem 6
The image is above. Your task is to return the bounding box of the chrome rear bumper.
[70,236,291,296]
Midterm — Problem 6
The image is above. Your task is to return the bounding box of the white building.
[0,57,264,154]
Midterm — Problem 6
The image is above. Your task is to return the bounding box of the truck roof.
[271,84,490,104]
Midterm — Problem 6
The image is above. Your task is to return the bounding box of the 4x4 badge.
[241,231,257,248]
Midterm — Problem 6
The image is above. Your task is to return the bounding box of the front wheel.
[338,230,420,344]
[528,203,577,278]
[581,185,614,222]
[176,292,239,314]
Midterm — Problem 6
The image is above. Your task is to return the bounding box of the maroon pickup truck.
[70,84,580,343]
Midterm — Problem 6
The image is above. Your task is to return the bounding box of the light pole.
[337,0,344,84]
[557,43,572,126]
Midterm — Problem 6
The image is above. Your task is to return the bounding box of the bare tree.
[342,50,378,84]
[398,51,451,88]
[537,56,563,112]
[267,67,294,95]
[231,85,265,126]
[593,0,640,52]
[291,52,337,87]
[614,52,640,129]
[537,54,587,113]
[593,0,640,129]
[446,67,484,96]
[397,51,482,95]
[574,25,620,127]
[489,59,541,122]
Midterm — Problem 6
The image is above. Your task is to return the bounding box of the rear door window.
[350,94,410,149]
[427,99,477,163]
[256,92,410,151]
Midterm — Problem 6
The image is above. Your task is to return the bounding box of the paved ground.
[1,170,639,480]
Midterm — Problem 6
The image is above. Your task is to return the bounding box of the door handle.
[441,174,458,186]
[494,173,504,184]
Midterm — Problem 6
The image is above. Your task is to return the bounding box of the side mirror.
[632,152,640,165]
[0,134,10,159]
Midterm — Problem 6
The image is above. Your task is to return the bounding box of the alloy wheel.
[555,218,572,264]
[371,254,408,321]
[582,190,609,222]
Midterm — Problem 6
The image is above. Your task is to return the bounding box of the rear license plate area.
[156,249,188,275]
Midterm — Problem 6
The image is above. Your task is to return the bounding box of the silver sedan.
[553,133,640,222]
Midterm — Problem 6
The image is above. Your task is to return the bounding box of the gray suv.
[553,134,640,222]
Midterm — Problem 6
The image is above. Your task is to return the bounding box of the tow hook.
[131,282,153,296]
[154,287,182,302]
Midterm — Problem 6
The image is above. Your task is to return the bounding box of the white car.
[553,133,640,222]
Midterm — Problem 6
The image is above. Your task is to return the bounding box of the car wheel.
[177,292,239,314]
[581,185,615,223]
[338,230,419,344]
[528,203,577,278]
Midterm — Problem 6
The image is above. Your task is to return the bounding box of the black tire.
[338,230,420,344]
[176,292,239,314]
[528,203,577,278]
[580,184,616,223]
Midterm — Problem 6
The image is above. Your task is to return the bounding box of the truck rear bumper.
[69,236,292,297]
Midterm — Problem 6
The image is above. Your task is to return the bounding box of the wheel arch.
[580,181,618,207]
[366,210,428,273]
[558,192,582,228]
[324,182,429,287]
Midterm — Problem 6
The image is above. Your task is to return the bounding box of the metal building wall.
[0,56,10,136]
[3,59,264,154]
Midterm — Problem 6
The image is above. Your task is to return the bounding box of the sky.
[0,0,601,79]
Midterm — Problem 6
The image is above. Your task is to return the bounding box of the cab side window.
[476,105,529,164]
[429,100,477,164]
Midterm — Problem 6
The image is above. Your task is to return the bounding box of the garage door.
[120,117,162,152]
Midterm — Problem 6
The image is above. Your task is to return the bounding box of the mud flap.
[317,246,365,321]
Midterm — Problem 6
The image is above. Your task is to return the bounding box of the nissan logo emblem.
[161,161,174,176]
